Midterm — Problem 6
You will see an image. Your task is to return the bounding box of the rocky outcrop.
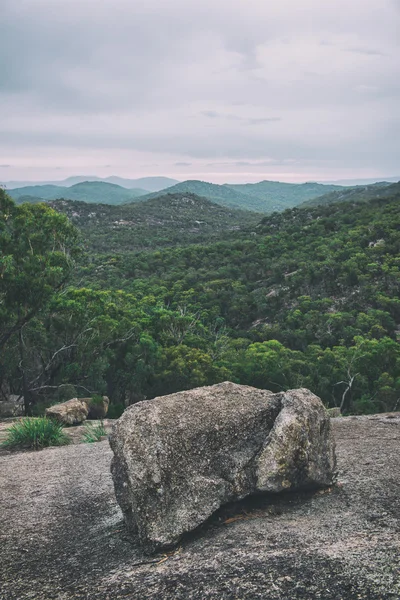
[46,398,89,425]
[86,396,110,420]
[0,395,24,419]
[45,396,110,425]
[109,382,336,554]
[327,407,341,418]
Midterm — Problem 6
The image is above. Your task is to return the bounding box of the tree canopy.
[2,187,400,416]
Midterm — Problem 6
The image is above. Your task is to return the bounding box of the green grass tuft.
[1,417,70,450]
[90,394,105,406]
[82,420,107,443]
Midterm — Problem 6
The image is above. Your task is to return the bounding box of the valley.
[1,180,399,416]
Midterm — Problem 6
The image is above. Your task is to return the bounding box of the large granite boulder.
[109,382,336,554]
[46,398,89,425]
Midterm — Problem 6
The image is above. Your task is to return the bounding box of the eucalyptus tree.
[0,190,79,411]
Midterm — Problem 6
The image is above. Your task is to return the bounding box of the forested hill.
[73,188,400,414]
[79,189,400,324]
[137,180,259,209]
[6,178,397,213]
[8,181,148,205]
[301,181,398,207]
[49,193,261,252]
[226,180,345,210]
[4,175,179,191]
[137,179,347,212]
[2,186,400,418]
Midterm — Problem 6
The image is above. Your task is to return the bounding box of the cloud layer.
[1,0,399,183]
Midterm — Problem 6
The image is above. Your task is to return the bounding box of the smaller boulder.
[80,396,110,419]
[0,396,24,419]
[46,398,89,425]
[327,407,341,418]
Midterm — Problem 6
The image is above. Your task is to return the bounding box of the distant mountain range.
[301,181,400,207]
[3,176,179,192]
[137,180,348,212]
[318,176,400,186]
[4,175,398,213]
[7,181,149,206]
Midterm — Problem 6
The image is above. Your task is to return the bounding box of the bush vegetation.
[2,186,400,416]
[1,417,70,450]
[82,420,107,443]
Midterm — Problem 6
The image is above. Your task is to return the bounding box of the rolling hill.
[65,183,400,414]
[49,192,262,252]
[103,176,179,191]
[138,179,350,213]
[8,176,398,213]
[3,178,400,420]
[7,181,149,205]
[227,180,345,210]
[4,175,179,191]
[135,180,256,208]
[301,181,399,207]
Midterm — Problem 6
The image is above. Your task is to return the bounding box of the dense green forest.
[1,185,400,417]
[47,194,261,252]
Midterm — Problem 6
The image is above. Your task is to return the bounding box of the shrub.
[107,403,125,419]
[2,417,70,450]
[82,420,107,443]
[31,399,55,417]
[87,394,109,420]
[90,394,105,406]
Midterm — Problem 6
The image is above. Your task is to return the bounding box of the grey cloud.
[208,160,278,167]
[201,111,219,118]
[0,0,399,182]
[344,47,387,56]
[201,112,281,125]
[247,118,282,125]
[0,164,12,168]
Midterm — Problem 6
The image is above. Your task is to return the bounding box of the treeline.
[1,187,400,415]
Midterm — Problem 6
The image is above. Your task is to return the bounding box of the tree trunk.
[18,327,31,416]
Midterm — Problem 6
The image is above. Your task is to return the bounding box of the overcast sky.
[1,0,399,184]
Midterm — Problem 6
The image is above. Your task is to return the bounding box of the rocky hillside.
[49,193,261,252]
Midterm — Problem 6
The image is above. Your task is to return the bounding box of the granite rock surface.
[109,382,336,553]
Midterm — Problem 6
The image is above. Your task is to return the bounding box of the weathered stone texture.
[45,395,110,425]
[0,395,24,419]
[109,382,336,553]
[46,398,89,425]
